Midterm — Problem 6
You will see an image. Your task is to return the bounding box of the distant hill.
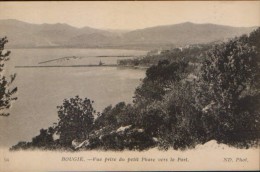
[0,19,114,48]
[0,19,257,50]
[123,22,256,45]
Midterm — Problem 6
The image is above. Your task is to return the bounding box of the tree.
[134,60,188,105]
[0,37,17,116]
[56,96,95,146]
[196,32,259,143]
[248,28,260,54]
[145,81,206,150]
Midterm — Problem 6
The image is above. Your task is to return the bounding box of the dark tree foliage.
[95,102,137,130]
[56,96,95,146]
[248,28,260,54]
[87,102,156,151]
[196,29,260,144]
[10,141,31,151]
[0,37,17,116]
[134,60,188,105]
[133,59,189,137]
[96,128,155,151]
[31,127,56,148]
[157,81,206,150]
[140,107,165,137]
[95,102,124,129]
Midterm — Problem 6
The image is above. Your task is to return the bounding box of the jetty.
[15,64,118,68]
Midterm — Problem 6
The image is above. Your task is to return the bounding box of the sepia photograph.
[0,1,259,171]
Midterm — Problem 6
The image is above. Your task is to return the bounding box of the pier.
[15,64,119,68]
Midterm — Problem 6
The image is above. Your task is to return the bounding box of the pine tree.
[0,37,17,116]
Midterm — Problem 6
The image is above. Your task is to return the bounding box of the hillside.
[124,22,255,45]
[0,19,114,48]
[0,19,256,49]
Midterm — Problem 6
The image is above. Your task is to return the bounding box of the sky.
[0,1,259,30]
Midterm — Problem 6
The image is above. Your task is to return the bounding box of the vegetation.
[56,96,95,146]
[197,34,260,146]
[117,44,214,67]
[0,37,17,117]
[11,28,260,151]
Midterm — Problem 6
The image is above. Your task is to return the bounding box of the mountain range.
[0,19,257,50]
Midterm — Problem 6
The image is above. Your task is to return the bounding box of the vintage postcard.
[0,1,259,171]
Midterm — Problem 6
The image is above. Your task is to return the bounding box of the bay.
[0,48,147,148]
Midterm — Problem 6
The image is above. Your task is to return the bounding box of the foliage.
[89,102,155,150]
[134,59,189,105]
[97,127,155,151]
[196,29,260,144]
[94,102,137,130]
[0,37,17,116]
[10,141,31,151]
[157,81,206,150]
[55,96,95,146]
[118,44,213,68]
[31,127,56,148]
